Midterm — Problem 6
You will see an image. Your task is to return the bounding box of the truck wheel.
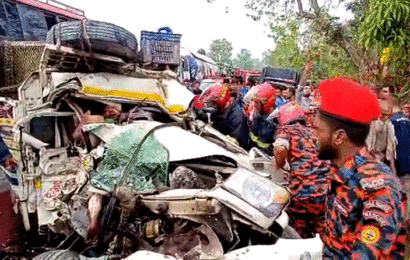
[47,20,138,62]
[281,226,302,239]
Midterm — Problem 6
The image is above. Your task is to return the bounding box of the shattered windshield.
[89,124,169,193]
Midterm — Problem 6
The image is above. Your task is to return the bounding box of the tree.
[197,48,207,55]
[252,58,265,70]
[262,49,273,66]
[245,0,322,21]
[265,19,304,69]
[244,0,370,70]
[233,48,254,69]
[358,0,410,104]
[359,0,410,50]
[306,43,358,82]
[262,19,356,81]
[209,39,233,69]
[209,0,410,104]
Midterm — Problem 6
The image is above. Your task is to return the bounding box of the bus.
[0,0,85,41]
[0,0,85,91]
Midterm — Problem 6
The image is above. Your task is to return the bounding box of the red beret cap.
[319,77,381,125]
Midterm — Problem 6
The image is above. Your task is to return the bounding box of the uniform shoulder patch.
[363,200,393,214]
[333,198,353,217]
[360,177,386,190]
[360,225,381,244]
[360,175,401,191]
[362,210,389,226]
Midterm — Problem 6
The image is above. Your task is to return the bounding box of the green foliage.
[305,43,358,82]
[262,19,304,70]
[197,48,206,55]
[233,49,254,70]
[261,18,358,80]
[358,0,410,103]
[389,48,410,77]
[393,83,410,105]
[245,0,297,21]
[359,0,410,49]
[209,38,234,69]
[251,58,265,70]
[238,0,410,95]
[379,47,410,104]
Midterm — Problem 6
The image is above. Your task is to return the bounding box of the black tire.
[281,226,302,239]
[47,20,138,62]
[32,250,81,260]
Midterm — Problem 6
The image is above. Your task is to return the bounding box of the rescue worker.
[312,77,407,259]
[273,102,330,238]
[191,92,209,122]
[245,83,277,156]
[201,83,251,150]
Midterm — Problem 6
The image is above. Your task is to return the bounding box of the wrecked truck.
[3,44,323,259]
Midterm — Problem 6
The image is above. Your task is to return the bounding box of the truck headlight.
[222,168,290,218]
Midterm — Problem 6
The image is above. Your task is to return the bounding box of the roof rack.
[40,44,134,73]
[38,44,179,89]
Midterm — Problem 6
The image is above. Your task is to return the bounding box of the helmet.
[252,83,277,114]
[200,83,232,109]
[278,102,306,125]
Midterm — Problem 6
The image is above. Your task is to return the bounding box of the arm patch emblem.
[360,225,381,244]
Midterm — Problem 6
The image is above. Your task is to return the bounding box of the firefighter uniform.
[273,102,330,238]
[245,83,277,155]
[317,78,407,259]
[323,147,407,259]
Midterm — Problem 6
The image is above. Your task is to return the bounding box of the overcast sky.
[58,0,353,60]
[58,0,275,59]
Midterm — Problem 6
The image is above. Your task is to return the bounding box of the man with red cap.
[272,102,330,238]
[312,77,407,259]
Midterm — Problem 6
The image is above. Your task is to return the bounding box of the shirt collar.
[331,147,371,183]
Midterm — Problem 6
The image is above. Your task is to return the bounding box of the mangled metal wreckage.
[5,49,322,260]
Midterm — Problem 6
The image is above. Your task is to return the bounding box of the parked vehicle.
[260,67,300,87]
[0,0,85,42]
[0,0,86,91]
[199,79,218,92]
[233,68,261,86]
[180,48,219,82]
